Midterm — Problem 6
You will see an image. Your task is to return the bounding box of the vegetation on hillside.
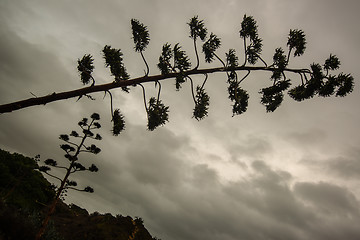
[0,149,157,240]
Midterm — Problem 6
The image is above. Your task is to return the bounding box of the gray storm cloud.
[1,0,360,240]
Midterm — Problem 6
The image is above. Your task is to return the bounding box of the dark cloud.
[294,181,360,216]
[189,163,219,188]
[0,19,82,155]
[328,158,360,179]
[139,160,360,240]
[123,127,190,187]
[299,147,360,181]
[75,148,360,240]
[286,129,328,147]
[0,20,74,102]
[325,148,360,180]
[294,181,360,240]
[228,135,273,162]
[1,1,360,240]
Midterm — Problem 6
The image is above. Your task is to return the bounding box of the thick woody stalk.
[0,66,309,114]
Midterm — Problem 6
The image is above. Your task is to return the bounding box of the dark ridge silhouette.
[0,149,158,240]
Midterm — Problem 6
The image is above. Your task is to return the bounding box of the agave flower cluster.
[102,45,130,82]
[112,109,126,136]
[77,54,95,85]
[193,86,210,120]
[147,97,169,131]
[240,15,263,65]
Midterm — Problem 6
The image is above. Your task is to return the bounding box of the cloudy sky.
[1,0,360,239]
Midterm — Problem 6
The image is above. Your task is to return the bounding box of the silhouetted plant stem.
[139,83,149,114]
[42,172,63,182]
[258,56,268,67]
[239,70,251,84]
[193,38,200,70]
[214,53,226,68]
[140,51,150,76]
[106,90,114,118]
[286,48,292,65]
[0,66,319,114]
[156,81,162,104]
[187,76,197,104]
[200,73,208,89]
[242,38,247,66]
[298,73,304,85]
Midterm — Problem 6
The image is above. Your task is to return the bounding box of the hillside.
[0,149,157,240]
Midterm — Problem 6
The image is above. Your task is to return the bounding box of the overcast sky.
[1,0,360,239]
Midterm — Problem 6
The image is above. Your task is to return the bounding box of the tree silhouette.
[0,15,354,132]
[35,113,105,240]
